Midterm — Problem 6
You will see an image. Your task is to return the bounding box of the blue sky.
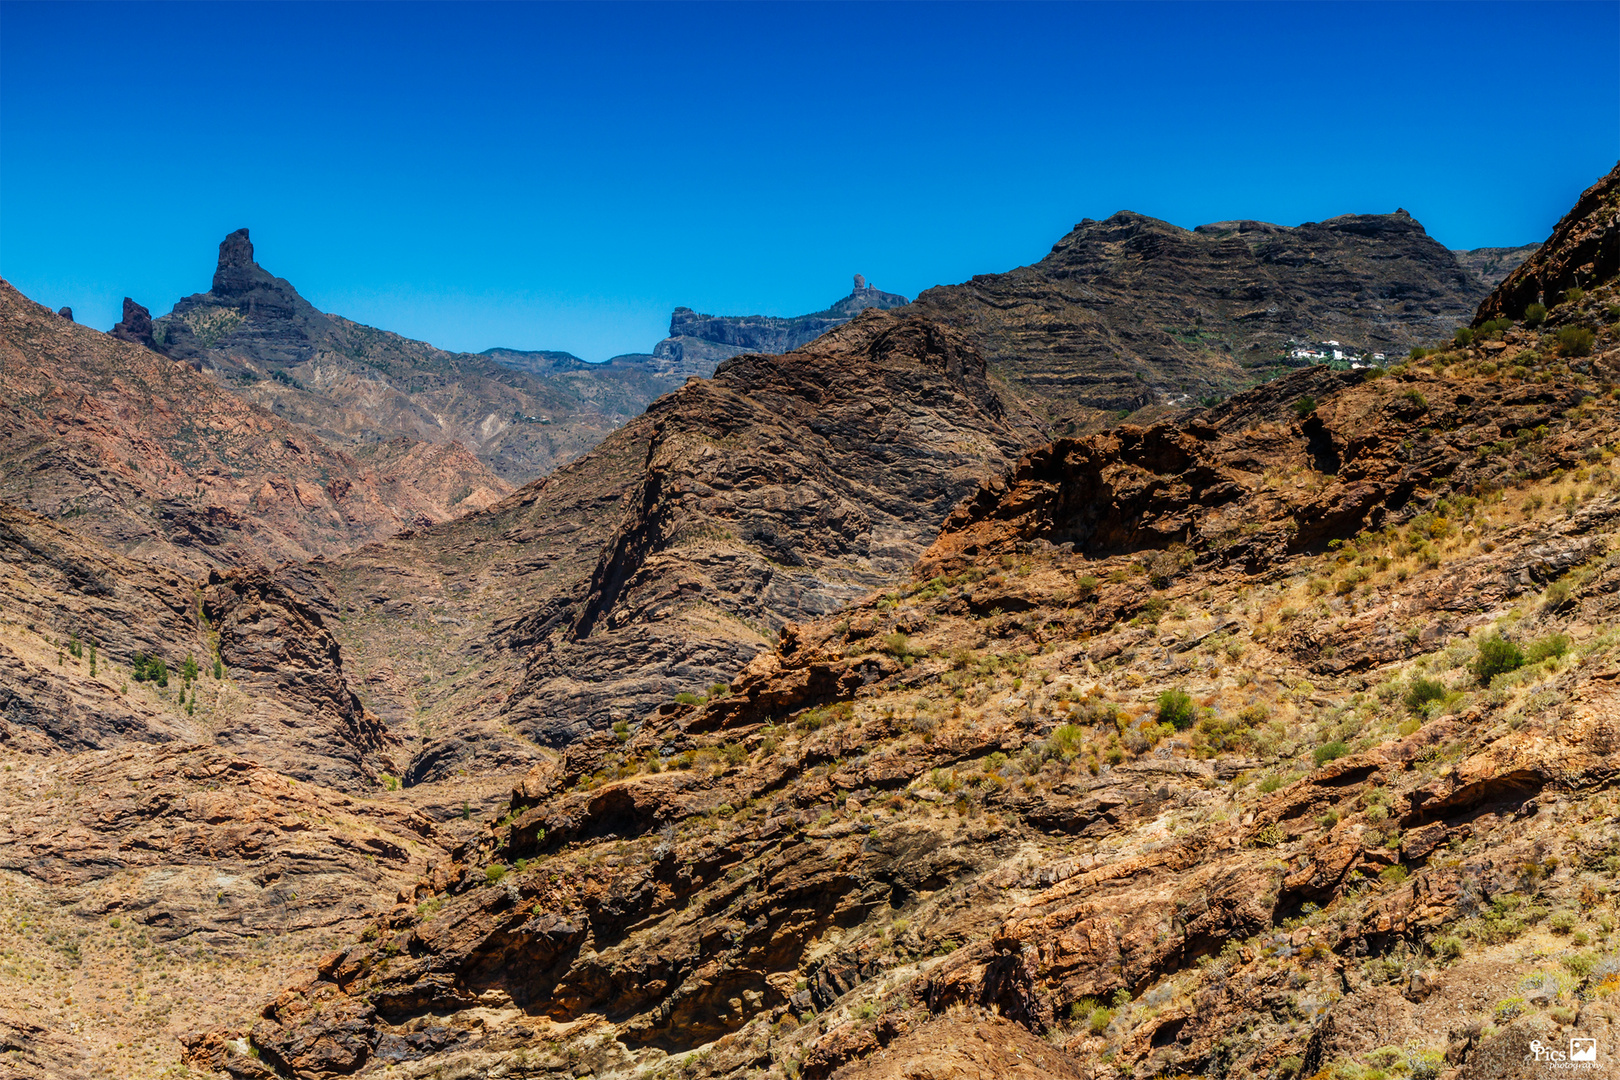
[2,2,1616,362]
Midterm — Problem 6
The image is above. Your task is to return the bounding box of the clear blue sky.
[2,2,1616,362]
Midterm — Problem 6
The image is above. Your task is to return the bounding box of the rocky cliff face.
[907,209,1509,428]
[187,178,1620,1080]
[147,229,677,484]
[650,278,910,379]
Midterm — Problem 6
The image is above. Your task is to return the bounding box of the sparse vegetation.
[1471,634,1524,685]
[1313,740,1349,766]
[1556,325,1595,357]
[1156,688,1195,730]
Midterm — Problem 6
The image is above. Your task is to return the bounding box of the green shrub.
[881,632,912,658]
[1294,396,1317,419]
[1563,952,1598,977]
[1477,317,1512,340]
[1402,389,1429,410]
[130,653,169,687]
[1453,327,1474,347]
[1471,634,1525,685]
[674,692,701,706]
[1380,864,1409,884]
[1549,909,1577,934]
[1434,935,1464,959]
[1313,740,1349,766]
[1563,286,1586,305]
[485,864,508,885]
[1258,771,1295,794]
[1048,723,1083,760]
[1523,302,1547,327]
[1557,326,1595,357]
[1407,1050,1444,1080]
[1156,689,1196,730]
[1524,633,1571,663]
[1402,676,1447,715]
[181,655,199,682]
[1088,1006,1113,1035]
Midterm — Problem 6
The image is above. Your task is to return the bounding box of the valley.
[0,163,1612,1080]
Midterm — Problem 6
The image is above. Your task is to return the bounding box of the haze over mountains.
[0,171,1602,1080]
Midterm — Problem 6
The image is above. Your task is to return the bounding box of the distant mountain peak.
[651,279,911,378]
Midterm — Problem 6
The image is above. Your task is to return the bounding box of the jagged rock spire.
[109,297,155,348]
[212,228,258,297]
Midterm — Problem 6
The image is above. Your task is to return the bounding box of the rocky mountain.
[0,280,511,575]
[0,495,487,1079]
[309,311,1041,786]
[145,230,679,484]
[1475,162,1620,323]
[191,279,1620,1080]
[177,169,1620,1080]
[1450,244,1539,291]
[5,169,1612,1079]
[649,275,910,378]
[906,210,1516,429]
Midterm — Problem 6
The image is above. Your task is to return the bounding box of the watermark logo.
[1529,1037,1601,1071]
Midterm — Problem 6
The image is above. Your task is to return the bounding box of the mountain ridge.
[907,207,1530,429]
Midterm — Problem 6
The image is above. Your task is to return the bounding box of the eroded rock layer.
[908,209,1521,427]
[196,253,1620,1080]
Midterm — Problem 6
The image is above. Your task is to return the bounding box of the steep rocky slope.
[0,744,453,1080]
[906,210,1512,429]
[313,311,1040,785]
[0,280,510,575]
[0,501,392,790]
[0,500,488,1078]
[191,192,1620,1080]
[1476,163,1620,323]
[146,230,673,484]
[649,277,910,378]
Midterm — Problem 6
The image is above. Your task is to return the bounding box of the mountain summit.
[142,229,664,481]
